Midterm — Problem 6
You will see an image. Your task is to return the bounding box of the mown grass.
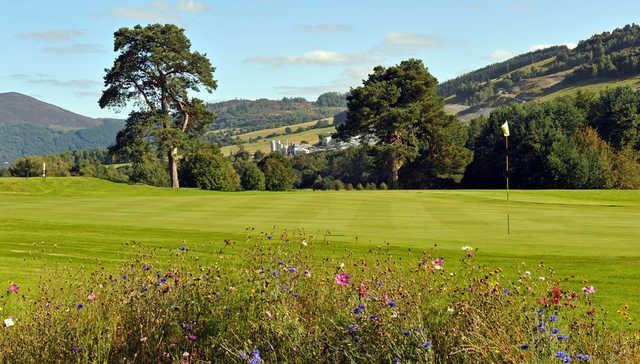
[0,177,639,328]
[539,76,640,101]
[235,117,334,142]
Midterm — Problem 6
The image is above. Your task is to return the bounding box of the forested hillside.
[440,23,640,120]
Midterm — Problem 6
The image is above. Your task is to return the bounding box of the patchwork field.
[1,177,639,325]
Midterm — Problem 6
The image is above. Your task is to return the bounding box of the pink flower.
[8,283,18,294]
[335,273,350,286]
[582,286,596,295]
[358,282,368,297]
[87,293,97,302]
[431,258,445,270]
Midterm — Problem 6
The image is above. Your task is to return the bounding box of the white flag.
[501,121,510,137]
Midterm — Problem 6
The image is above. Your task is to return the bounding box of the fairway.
[1,177,639,324]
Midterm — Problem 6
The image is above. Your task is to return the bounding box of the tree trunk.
[168,148,179,189]
[389,155,402,189]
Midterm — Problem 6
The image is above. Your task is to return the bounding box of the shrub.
[258,153,298,191]
[378,182,389,190]
[344,183,354,191]
[366,182,377,190]
[355,183,364,190]
[234,161,266,191]
[180,147,240,191]
[332,180,345,190]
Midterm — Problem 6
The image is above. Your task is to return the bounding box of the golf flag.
[501,121,510,137]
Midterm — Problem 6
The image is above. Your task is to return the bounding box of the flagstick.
[505,135,510,235]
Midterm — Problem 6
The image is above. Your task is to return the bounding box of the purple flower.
[520,344,529,350]
[353,304,365,314]
[558,334,569,342]
[277,259,284,265]
[239,351,248,360]
[142,264,151,271]
[122,274,128,280]
[187,335,197,341]
[423,341,431,349]
[250,349,263,364]
[403,329,411,336]
[267,235,273,240]
[369,314,379,321]
[260,268,268,274]
[549,315,558,322]
[576,354,591,362]
[273,270,280,277]
[179,245,187,251]
[387,300,397,308]
[287,267,297,273]
[75,303,83,310]
[552,328,560,335]
[393,358,401,363]
[182,324,192,332]
[292,293,299,298]
[348,323,357,333]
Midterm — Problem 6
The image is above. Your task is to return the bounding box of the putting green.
[1,177,639,325]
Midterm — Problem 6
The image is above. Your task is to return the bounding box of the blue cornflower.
[393,358,401,363]
[122,274,128,280]
[503,288,510,297]
[70,346,80,354]
[563,356,573,364]
[423,341,431,349]
[387,300,397,308]
[370,314,379,321]
[273,270,280,277]
[402,329,411,336]
[249,349,263,364]
[537,308,545,316]
[260,268,268,274]
[287,267,297,273]
[552,328,560,335]
[75,303,83,310]
[292,293,299,298]
[377,280,383,287]
[558,334,569,342]
[277,259,284,265]
[267,235,273,240]
[353,304,365,314]
[348,323,357,333]
[142,264,151,271]
[539,327,546,333]
[556,351,567,358]
[520,344,529,350]
[549,315,558,322]
[239,351,248,360]
[181,324,192,332]
[576,354,591,362]
[179,245,187,251]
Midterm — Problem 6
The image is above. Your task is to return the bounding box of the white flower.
[339,262,345,269]
[447,307,455,313]
[539,276,546,281]
[524,271,531,277]
[301,239,307,247]
[461,246,473,251]
[4,318,14,327]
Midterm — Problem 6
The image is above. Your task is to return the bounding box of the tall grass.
[0,231,637,363]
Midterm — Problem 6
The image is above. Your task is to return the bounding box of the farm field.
[1,177,639,325]
[221,125,336,155]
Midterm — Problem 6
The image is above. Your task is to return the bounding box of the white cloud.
[12,74,99,89]
[246,50,380,66]
[110,0,207,21]
[274,66,371,96]
[296,24,352,33]
[177,0,207,13]
[376,32,438,56]
[18,29,85,42]
[489,50,515,62]
[42,43,103,54]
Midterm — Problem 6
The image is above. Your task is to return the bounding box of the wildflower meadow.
[1,230,638,363]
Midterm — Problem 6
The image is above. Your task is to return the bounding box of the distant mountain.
[0,92,100,129]
[440,23,640,121]
[0,93,122,165]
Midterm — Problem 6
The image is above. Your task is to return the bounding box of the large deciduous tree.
[335,59,471,188]
[99,24,217,188]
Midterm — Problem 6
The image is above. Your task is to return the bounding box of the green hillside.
[1,177,639,323]
[440,24,640,120]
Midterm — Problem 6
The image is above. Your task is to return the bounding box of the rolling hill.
[0,92,100,129]
[440,23,640,120]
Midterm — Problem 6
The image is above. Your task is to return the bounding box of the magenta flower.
[582,286,596,295]
[335,273,350,286]
[431,258,445,270]
[8,283,18,294]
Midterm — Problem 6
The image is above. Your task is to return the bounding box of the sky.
[2,0,640,119]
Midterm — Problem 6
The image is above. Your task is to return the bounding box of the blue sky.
[2,0,640,118]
